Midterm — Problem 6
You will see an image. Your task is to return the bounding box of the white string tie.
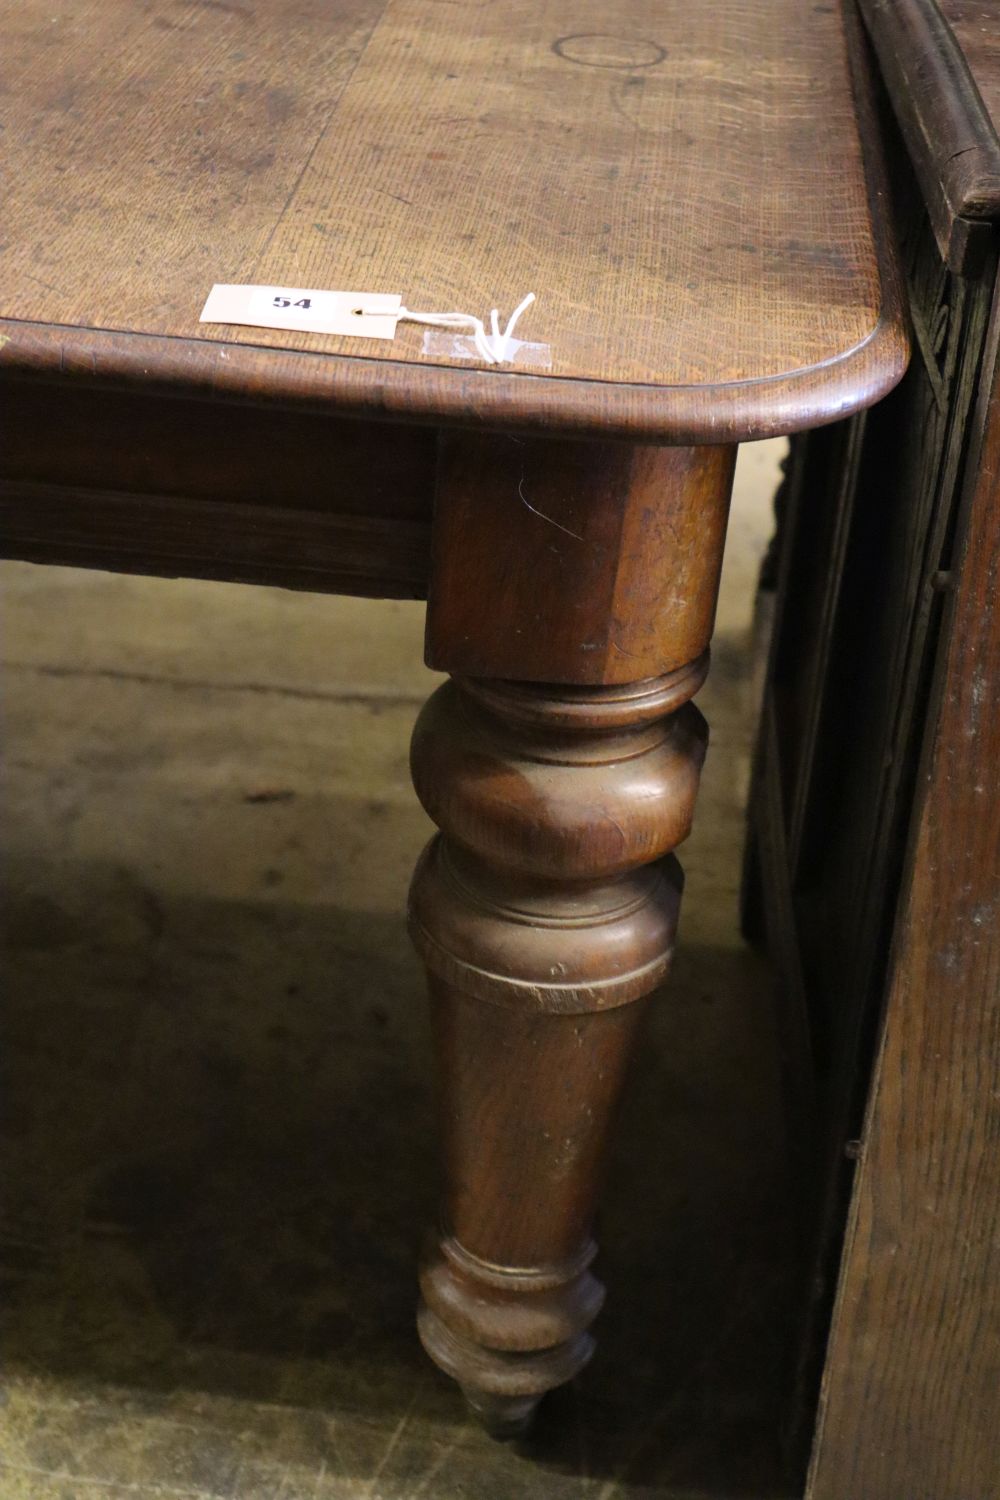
[355,292,536,365]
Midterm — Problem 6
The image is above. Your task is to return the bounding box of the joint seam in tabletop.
[1,0,908,438]
[0,2,909,442]
[248,0,395,277]
[0,51,908,419]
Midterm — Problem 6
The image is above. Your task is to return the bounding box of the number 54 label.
[200,284,402,340]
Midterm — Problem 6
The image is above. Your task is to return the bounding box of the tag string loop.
[356,292,536,365]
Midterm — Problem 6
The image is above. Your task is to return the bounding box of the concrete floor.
[0,440,794,1500]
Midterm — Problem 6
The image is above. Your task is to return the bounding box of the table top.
[0,0,906,442]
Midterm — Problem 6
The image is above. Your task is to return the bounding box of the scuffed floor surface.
[0,442,796,1499]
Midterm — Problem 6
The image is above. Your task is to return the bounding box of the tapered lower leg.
[417,975,652,1433]
[408,668,708,1431]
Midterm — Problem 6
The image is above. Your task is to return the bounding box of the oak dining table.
[0,0,907,1437]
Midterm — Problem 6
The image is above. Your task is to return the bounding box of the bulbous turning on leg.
[408,668,709,1432]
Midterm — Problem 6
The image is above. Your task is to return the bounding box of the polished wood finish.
[1,385,434,523]
[0,0,911,1444]
[426,438,734,685]
[0,0,905,441]
[808,257,1000,1500]
[0,384,434,596]
[0,479,430,599]
[409,671,706,1433]
[409,432,730,1426]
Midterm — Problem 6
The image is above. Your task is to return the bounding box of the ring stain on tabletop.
[553,34,667,70]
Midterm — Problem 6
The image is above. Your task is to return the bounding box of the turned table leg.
[409,668,708,1433]
[410,434,736,1432]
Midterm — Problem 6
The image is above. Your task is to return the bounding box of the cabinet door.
[807,268,1000,1500]
[746,124,997,1456]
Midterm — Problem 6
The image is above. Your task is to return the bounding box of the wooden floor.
[0,446,796,1500]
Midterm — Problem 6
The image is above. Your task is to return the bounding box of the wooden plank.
[0,0,906,440]
[860,0,1000,270]
[807,280,1000,1500]
[941,1,1000,153]
[0,382,437,522]
[0,479,431,598]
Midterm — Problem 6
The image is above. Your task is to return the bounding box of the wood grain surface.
[0,0,906,440]
[426,437,733,684]
[942,1,1000,148]
[806,252,1000,1500]
[0,381,435,594]
[861,0,1000,269]
[409,669,709,1431]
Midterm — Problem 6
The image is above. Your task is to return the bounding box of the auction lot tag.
[200,284,402,339]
